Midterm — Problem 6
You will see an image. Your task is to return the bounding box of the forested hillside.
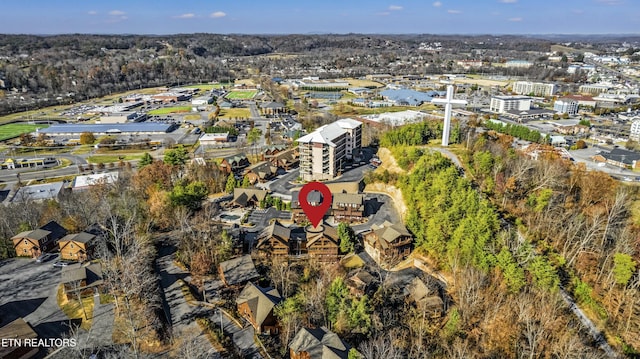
[366,121,639,357]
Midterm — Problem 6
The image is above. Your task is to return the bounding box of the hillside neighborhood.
[0,31,639,359]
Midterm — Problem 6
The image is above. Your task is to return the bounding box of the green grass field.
[87,154,143,163]
[0,123,49,141]
[183,83,232,90]
[218,108,251,119]
[226,90,258,100]
[148,106,192,115]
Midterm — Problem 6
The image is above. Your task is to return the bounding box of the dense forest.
[362,117,640,357]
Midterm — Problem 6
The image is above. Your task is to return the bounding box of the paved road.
[156,246,220,358]
[209,309,264,359]
[353,193,400,234]
[0,257,75,343]
[76,295,114,349]
[559,289,618,358]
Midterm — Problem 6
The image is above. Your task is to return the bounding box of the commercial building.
[554,98,579,115]
[489,96,532,114]
[630,120,640,141]
[296,118,362,181]
[99,111,146,124]
[512,81,556,97]
[38,123,176,136]
[199,133,229,146]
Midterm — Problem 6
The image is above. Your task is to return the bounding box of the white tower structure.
[432,85,467,146]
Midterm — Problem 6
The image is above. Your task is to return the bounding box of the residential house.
[305,223,340,261]
[236,282,283,335]
[332,192,365,223]
[262,145,288,159]
[218,255,259,286]
[218,154,250,174]
[363,221,413,267]
[289,326,350,359]
[232,188,270,208]
[60,262,104,299]
[12,221,67,258]
[58,232,96,262]
[291,188,363,224]
[346,270,376,297]
[404,277,444,318]
[291,190,324,224]
[268,148,299,170]
[0,318,39,359]
[256,221,292,259]
[244,161,278,184]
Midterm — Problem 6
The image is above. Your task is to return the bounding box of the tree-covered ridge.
[379,120,460,147]
[484,120,546,143]
[464,131,640,354]
[398,152,502,272]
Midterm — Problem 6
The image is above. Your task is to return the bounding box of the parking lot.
[0,256,72,339]
[247,208,291,227]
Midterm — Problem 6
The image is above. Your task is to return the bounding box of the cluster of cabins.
[230,183,416,268]
[217,251,445,358]
[218,145,299,185]
[217,255,353,358]
[11,221,98,262]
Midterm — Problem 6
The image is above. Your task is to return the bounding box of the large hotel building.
[296,118,362,181]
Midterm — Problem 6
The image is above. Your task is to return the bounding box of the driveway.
[353,193,401,234]
[209,309,263,359]
[0,257,72,340]
[156,246,220,358]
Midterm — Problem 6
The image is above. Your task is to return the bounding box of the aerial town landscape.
[1,1,640,359]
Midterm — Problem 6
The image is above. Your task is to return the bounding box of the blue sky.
[0,0,638,35]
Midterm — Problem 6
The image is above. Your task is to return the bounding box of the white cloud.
[508,17,523,22]
[88,10,97,15]
[175,13,196,19]
[210,11,227,18]
[433,1,442,7]
[499,0,518,3]
[573,9,585,14]
[108,10,126,16]
[447,9,461,14]
[388,5,403,11]
[378,12,391,16]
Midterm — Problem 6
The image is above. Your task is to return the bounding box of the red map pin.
[299,181,332,227]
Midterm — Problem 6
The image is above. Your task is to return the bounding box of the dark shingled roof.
[289,326,350,359]
[257,220,292,247]
[233,188,269,207]
[59,232,96,244]
[236,283,282,327]
[219,255,259,286]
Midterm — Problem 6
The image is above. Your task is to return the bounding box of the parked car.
[36,253,56,263]
[52,261,69,268]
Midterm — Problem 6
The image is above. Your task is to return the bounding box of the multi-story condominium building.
[297,118,362,181]
[554,98,579,115]
[629,120,640,142]
[579,84,610,95]
[489,96,532,114]
[512,81,556,97]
